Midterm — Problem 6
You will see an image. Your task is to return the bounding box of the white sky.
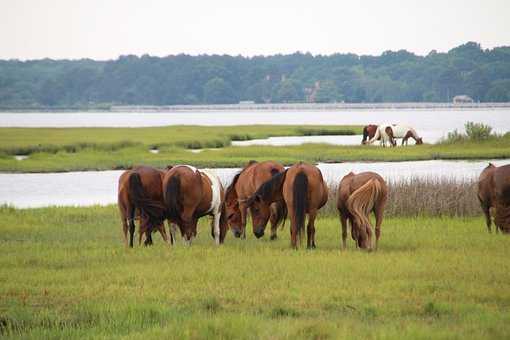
[1,0,509,60]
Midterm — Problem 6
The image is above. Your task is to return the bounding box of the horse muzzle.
[253,227,265,239]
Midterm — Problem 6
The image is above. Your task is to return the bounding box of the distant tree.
[203,77,237,104]
[274,79,303,103]
[314,81,343,103]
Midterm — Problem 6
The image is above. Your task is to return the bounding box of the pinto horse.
[367,124,396,147]
[225,160,287,239]
[391,124,423,145]
[337,171,388,250]
[246,162,328,249]
[361,124,379,144]
[162,165,227,245]
[118,166,171,247]
[478,163,510,233]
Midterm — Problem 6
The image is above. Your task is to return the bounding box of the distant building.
[453,95,474,103]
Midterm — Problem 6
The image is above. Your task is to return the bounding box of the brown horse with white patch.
[162,165,227,245]
[337,171,388,250]
[246,162,328,249]
[225,160,287,239]
[118,165,171,247]
[478,163,510,233]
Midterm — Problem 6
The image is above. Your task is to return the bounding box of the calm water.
[1,159,507,208]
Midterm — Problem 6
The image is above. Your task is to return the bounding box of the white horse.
[367,124,396,147]
[391,124,423,145]
[368,124,423,147]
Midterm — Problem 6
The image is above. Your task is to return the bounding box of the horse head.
[246,171,287,238]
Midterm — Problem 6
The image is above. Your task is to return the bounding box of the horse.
[117,165,171,248]
[246,162,328,249]
[162,165,227,245]
[361,124,379,144]
[225,160,287,239]
[478,163,510,233]
[367,124,396,147]
[492,164,510,233]
[390,124,423,145]
[337,171,388,250]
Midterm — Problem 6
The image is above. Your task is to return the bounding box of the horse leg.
[340,214,348,250]
[169,222,178,245]
[122,217,129,248]
[156,222,169,244]
[307,210,317,249]
[374,206,385,251]
[212,212,221,245]
[288,207,298,249]
[482,205,492,233]
[269,205,279,240]
[239,202,248,239]
[128,213,136,248]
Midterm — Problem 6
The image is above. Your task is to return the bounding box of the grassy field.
[1,205,509,339]
[0,125,509,172]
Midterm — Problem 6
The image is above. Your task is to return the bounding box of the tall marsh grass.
[322,178,479,218]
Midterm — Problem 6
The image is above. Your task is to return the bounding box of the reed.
[322,178,480,218]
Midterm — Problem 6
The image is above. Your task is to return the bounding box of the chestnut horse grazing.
[368,124,396,147]
[118,166,170,248]
[478,163,510,233]
[225,160,287,239]
[361,124,379,144]
[337,172,388,250]
[391,124,423,145]
[163,165,227,245]
[247,162,328,249]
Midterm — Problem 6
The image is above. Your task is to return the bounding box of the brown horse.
[361,124,379,144]
[478,163,510,233]
[118,166,171,247]
[162,165,227,245]
[367,125,396,147]
[337,172,388,250]
[246,162,328,249]
[225,160,287,239]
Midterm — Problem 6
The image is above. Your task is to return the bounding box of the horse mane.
[346,178,382,247]
[247,170,288,205]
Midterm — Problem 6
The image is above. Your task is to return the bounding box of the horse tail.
[128,171,165,227]
[346,179,382,244]
[165,175,182,224]
[293,171,308,243]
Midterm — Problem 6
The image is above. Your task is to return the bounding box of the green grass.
[0,125,509,172]
[1,205,509,339]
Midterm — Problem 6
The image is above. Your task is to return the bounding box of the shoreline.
[1,102,510,113]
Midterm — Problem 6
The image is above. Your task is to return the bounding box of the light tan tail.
[346,179,382,247]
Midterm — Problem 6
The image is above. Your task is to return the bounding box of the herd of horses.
[118,161,390,250]
[361,124,423,147]
[117,126,509,250]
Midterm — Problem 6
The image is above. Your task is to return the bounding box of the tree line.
[1,42,509,108]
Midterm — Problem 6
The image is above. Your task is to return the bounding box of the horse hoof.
[270,235,277,241]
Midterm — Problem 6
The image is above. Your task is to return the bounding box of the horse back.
[493,164,510,205]
[237,160,284,199]
[478,164,496,206]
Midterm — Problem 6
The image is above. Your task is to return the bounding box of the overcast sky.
[1,0,509,60]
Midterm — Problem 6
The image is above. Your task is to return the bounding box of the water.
[1,159,507,208]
